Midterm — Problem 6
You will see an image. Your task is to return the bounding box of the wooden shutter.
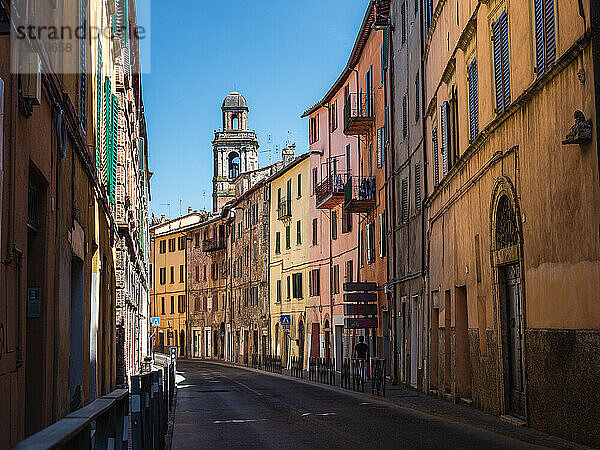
[441,102,449,176]
[415,72,420,121]
[377,127,383,168]
[415,163,421,213]
[401,178,409,223]
[402,95,407,138]
[309,270,313,297]
[500,13,511,110]
[433,127,439,186]
[544,0,556,68]
[379,213,384,258]
[468,59,479,140]
[534,0,545,76]
[492,18,504,113]
[401,2,406,44]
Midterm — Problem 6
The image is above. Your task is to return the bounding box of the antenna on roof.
[203,190,206,211]
[160,203,171,219]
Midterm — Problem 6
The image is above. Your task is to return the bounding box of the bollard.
[131,375,142,450]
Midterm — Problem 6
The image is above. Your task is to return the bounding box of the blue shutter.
[415,73,420,121]
[534,0,545,76]
[500,13,511,109]
[544,0,556,68]
[468,59,479,140]
[441,102,448,176]
[402,95,407,138]
[492,19,504,113]
[110,94,119,204]
[432,127,439,186]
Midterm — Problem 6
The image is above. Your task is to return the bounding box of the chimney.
[188,206,193,214]
[282,143,296,165]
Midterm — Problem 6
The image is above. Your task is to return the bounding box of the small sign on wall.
[27,288,41,318]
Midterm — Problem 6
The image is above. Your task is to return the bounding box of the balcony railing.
[203,235,227,252]
[316,171,349,209]
[344,176,376,213]
[278,197,292,220]
[344,92,375,136]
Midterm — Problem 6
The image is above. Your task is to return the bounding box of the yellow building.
[150,212,205,356]
[268,153,311,366]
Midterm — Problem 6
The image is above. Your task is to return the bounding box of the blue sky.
[139,0,369,218]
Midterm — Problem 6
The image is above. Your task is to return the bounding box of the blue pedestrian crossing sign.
[280,315,291,330]
[150,317,160,327]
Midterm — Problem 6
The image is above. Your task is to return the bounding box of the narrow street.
[171,361,545,449]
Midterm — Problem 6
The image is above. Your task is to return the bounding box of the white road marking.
[317,412,336,416]
[213,419,268,424]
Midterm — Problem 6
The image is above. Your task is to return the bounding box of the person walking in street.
[353,335,369,381]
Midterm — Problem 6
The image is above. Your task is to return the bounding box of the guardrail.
[308,357,335,385]
[12,389,130,449]
[370,358,386,397]
[290,356,304,378]
[251,353,261,369]
[263,355,282,374]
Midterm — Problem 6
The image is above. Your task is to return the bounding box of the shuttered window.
[492,12,511,114]
[432,127,439,186]
[534,0,556,77]
[425,0,433,35]
[402,94,408,139]
[440,102,449,176]
[292,273,303,299]
[377,127,384,168]
[382,28,389,82]
[378,213,386,258]
[467,59,479,141]
[401,2,406,44]
[331,211,338,240]
[415,163,421,213]
[401,178,409,223]
[415,72,420,122]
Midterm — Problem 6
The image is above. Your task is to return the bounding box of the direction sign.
[345,318,378,329]
[344,303,378,316]
[167,331,174,339]
[343,282,377,292]
[280,315,291,330]
[343,292,377,303]
[150,317,160,327]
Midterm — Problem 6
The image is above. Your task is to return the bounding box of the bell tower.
[212,92,259,212]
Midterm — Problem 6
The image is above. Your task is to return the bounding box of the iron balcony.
[316,171,349,209]
[344,176,376,213]
[344,92,375,136]
[202,235,227,252]
[278,197,292,220]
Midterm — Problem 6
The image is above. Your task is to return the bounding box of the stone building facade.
[423,0,600,445]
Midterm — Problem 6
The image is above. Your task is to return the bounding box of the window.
[170,296,175,314]
[441,101,449,176]
[345,260,353,284]
[379,213,387,258]
[312,168,318,194]
[401,178,409,223]
[331,211,338,240]
[195,233,200,247]
[203,297,207,311]
[149,264,153,289]
[309,269,320,297]
[179,265,184,283]
[296,220,302,245]
[160,267,166,285]
[468,59,479,140]
[253,242,258,262]
[402,94,408,138]
[312,218,318,246]
[195,266,199,282]
[432,127,440,186]
[285,226,291,249]
[401,2,406,44]
[365,66,373,116]
[309,114,319,144]
[534,0,555,77]
[297,174,302,198]
[170,266,174,284]
[203,265,207,281]
[329,100,338,132]
[276,280,282,303]
[331,265,340,294]
[381,28,389,83]
[425,0,433,35]
[244,246,249,267]
[178,236,185,250]
[415,163,422,214]
[159,240,166,254]
[366,222,376,264]
[194,297,200,312]
[287,276,291,300]
[168,238,175,252]
[178,295,185,313]
[342,207,352,234]
[292,273,303,299]
[359,230,364,267]
[275,232,281,254]
[492,12,511,114]
[415,72,420,121]
[161,297,165,314]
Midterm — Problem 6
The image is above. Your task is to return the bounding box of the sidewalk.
[199,359,590,450]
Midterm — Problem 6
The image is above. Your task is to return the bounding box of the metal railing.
[12,389,130,449]
[308,357,335,385]
[344,92,375,135]
[290,356,304,379]
[315,172,349,207]
[344,175,376,207]
[263,355,282,373]
[202,235,226,252]
[277,197,292,220]
[251,353,261,369]
[370,357,386,397]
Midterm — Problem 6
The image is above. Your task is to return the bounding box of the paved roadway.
[171,360,546,450]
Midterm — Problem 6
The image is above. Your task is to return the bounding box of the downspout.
[327,102,334,358]
[590,0,600,192]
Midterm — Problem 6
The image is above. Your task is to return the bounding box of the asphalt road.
[171,360,546,450]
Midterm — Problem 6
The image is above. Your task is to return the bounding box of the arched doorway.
[490,177,526,418]
[324,319,331,360]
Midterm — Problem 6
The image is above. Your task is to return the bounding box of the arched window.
[232,115,239,130]
[229,152,240,179]
[495,195,519,250]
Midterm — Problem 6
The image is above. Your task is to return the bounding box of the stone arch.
[489,176,528,417]
[228,152,240,179]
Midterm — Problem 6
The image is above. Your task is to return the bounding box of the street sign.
[280,315,291,330]
[167,331,174,339]
[344,292,377,303]
[27,288,41,318]
[345,318,378,329]
[343,282,377,292]
[344,303,378,316]
[150,317,160,327]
